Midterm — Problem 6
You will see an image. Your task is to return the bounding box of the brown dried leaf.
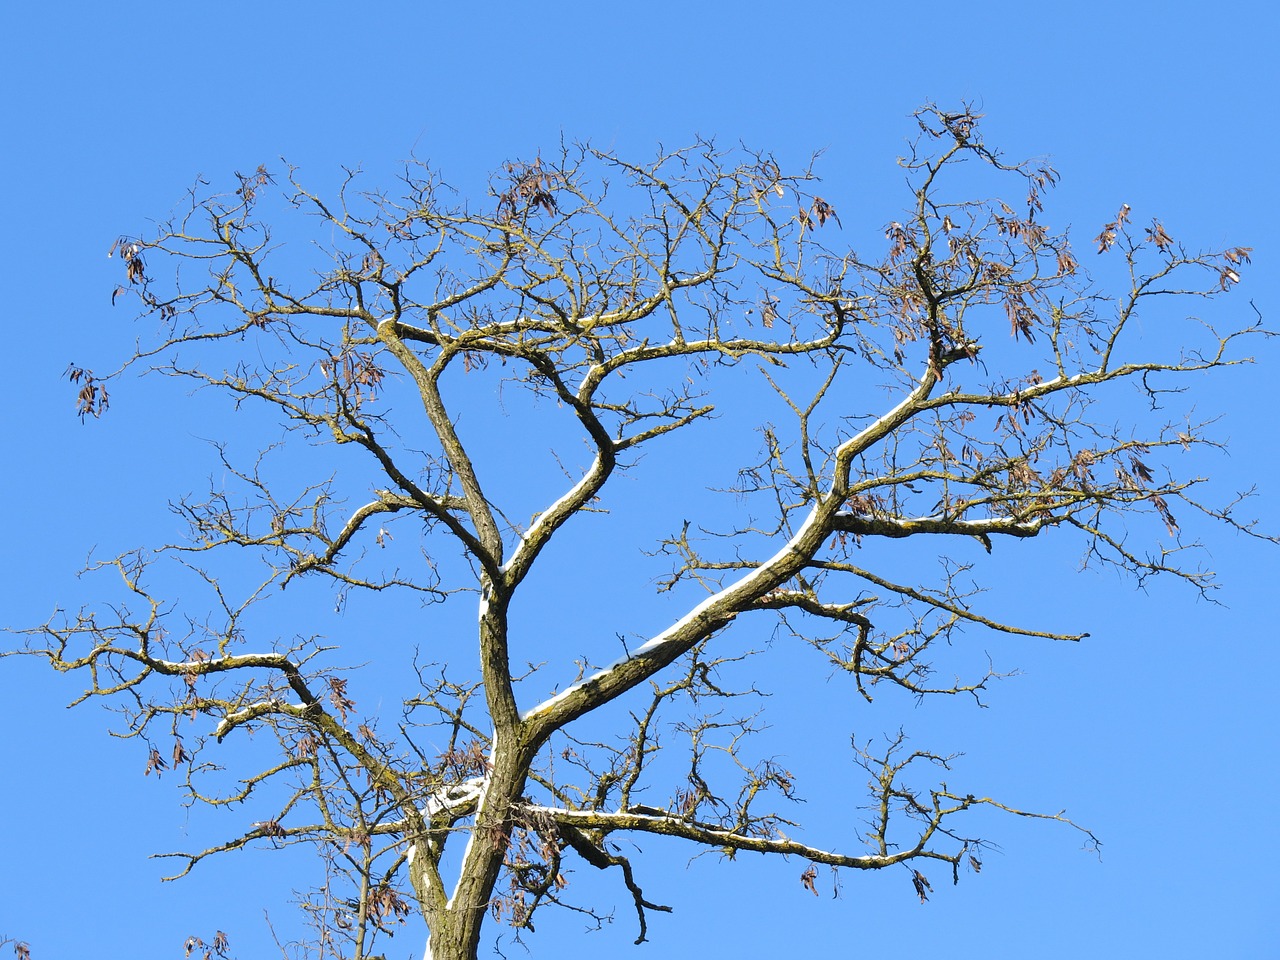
[912,870,933,903]
[370,885,412,925]
[1130,456,1155,486]
[1150,492,1179,536]
[1146,220,1174,251]
[885,221,911,261]
[810,197,840,228]
[1008,459,1042,489]
[145,746,167,777]
[1070,448,1099,484]
[346,829,372,853]
[760,297,779,328]
[235,164,275,202]
[110,237,148,285]
[1003,288,1037,343]
[1095,223,1118,254]
[497,159,559,221]
[328,676,356,720]
[800,865,819,896]
[64,364,110,420]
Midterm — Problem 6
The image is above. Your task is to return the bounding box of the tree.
[11,106,1266,960]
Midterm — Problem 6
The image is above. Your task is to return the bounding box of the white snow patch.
[420,776,488,818]
[213,700,303,738]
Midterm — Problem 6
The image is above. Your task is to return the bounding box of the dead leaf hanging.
[912,870,933,903]
[800,865,819,896]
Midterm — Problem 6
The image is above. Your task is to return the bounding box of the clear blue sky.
[2,2,1277,957]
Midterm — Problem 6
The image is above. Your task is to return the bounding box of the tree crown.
[13,105,1266,960]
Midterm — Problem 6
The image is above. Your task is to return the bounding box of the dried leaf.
[145,746,167,777]
[235,164,275,201]
[64,364,110,420]
[885,222,911,261]
[1070,448,1099,484]
[295,731,319,759]
[346,829,372,853]
[760,297,779,328]
[110,236,147,285]
[810,197,840,228]
[1095,223,1118,254]
[497,159,559,221]
[1145,220,1174,251]
[912,869,933,903]
[1150,492,1179,536]
[1130,456,1155,486]
[369,885,412,926]
[1003,287,1037,343]
[800,865,819,896]
[328,676,356,720]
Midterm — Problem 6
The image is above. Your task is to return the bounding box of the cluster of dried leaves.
[63,364,108,421]
[183,931,230,960]
[496,159,559,222]
[142,736,190,777]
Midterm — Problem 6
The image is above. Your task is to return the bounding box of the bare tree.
[12,106,1267,960]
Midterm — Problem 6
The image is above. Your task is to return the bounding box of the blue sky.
[2,2,1277,957]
